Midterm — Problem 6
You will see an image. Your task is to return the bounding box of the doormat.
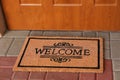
[13,36,103,73]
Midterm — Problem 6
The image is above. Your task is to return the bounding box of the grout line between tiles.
[11,72,15,80]
[95,32,97,37]
[96,32,99,37]
[109,32,111,42]
[77,72,80,80]
[42,30,46,36]
[0,66,13,68]
[95,73,97,80]
[79,73,81,80]
[28,30,32,36]
[41,30,44,36]
[108,32,110,40]
[5,38,15,56]
[81,31,83,37]
[108,32,111,59]
[27,72,31,80]
[109,46,112,59]
[44,72,48,80]
[111,58,120,60]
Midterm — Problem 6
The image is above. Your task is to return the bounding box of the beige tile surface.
[111,47,120,59]
[111,40,120,59]
[113,60,120,71]
[104,49,111,59]
[104,40,110,50]
[30,31,43,36]
[43,31,83,37]
[0,38,13,56]
[4,31,30,38]
[114,72,120,80]
[83,31,96,37]
[7,38,25,56]
[111,40,120,48]
[110,32,120,40]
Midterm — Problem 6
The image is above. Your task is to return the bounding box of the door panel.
[20,0,43,29]
[95,0,116,4]
[1,0,120,30]
[20,0,42,6]
[20,0,42,4]
[54,0,81,4]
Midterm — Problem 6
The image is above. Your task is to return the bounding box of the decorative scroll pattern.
[50,57,71,63]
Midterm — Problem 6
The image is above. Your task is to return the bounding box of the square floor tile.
[0,38,13,56]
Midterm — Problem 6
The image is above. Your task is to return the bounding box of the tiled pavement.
[0,30,120,80]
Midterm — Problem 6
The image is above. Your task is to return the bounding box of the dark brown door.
[1,0,120,30]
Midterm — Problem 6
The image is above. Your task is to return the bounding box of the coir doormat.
[13,36,103,73]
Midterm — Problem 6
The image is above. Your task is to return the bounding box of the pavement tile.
[3,31,29,38]
[0,68,13,80]
[110,32,120,40]
[97,32,110,40]
[83,31,96,37]
[0,56,17,68]
[112,60,120,71]
[30,31,44,36]
[110,40,120,59]
[110,40,120,48]
[0,38,13,56]
[113,71,120,80]
[12,72,29,80]
[79,73,95,80]
[104,49,111,59]
[96,60,113,80]
[43,31,83,37]
[7,38,25,56]
[45,72,78,80]
[104,40,110,50]
[111,47,120,59]
[29,72,46,80]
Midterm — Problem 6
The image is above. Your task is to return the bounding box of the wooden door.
[1,0,120,30]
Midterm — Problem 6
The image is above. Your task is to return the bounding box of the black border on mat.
[18,37,100,69]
